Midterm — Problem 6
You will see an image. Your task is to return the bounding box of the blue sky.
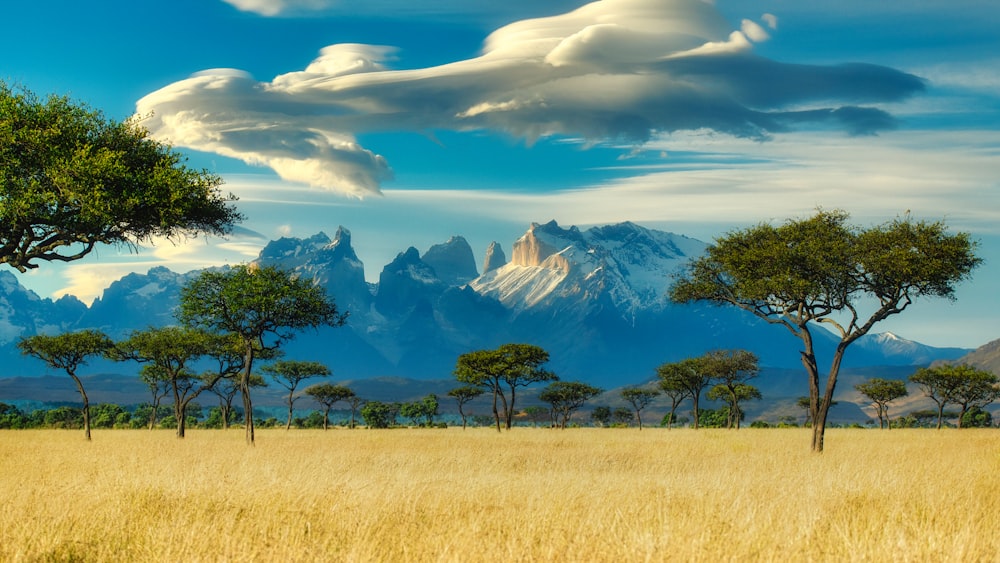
[2,0,998,348]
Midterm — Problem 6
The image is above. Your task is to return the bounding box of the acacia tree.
[657,376,688,429]
[701,350,760,429]
[447,385,484,429]
[855,378,909,429]
[620,387,659,430]
[17,329,113,440]
[305,383,354,430]
[539,381,603,429]
[454,343,557,432]
[138,365,171,430]
[111,326,224,438]
[707,383,762,428]
[937,365,1000,428]
[0,83,242,273]
[177,264,347,445]
[670,209,980,452]
[261,360,331,430]
[656,357,713,429]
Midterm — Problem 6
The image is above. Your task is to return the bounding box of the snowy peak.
[473,220,705,314]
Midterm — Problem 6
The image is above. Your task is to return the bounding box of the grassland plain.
[0,428,997,562]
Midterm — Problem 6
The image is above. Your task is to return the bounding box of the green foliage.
[177,264,347,444]
[454,343,557,431]
[90,403,130,429]
[855,378,909,429]
[539,381,602,429]
[304,383,354,430]
[911,364,999,429]
[669,209,981,452]
[697,408,730,429]
[360,401,400,429]
[591,406,612,427]
[447,385,484,429]
[262,360,332,430]
[0,82,242,272]
[960,406,993,428]
[0,403,28,429]
[44,406,83,429]
[400,394,439,427]
[620,386,659,430]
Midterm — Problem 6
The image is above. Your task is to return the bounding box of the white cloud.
[140,0,925,197]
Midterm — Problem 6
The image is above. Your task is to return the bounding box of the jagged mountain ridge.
[0,221,975,387]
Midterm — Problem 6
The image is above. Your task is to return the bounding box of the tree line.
[0,84,988,452]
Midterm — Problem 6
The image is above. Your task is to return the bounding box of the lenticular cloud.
[137,0,924,196]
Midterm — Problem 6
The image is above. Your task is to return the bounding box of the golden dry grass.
[0,427,998,562]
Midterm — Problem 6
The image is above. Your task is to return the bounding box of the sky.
[2,0,998,348]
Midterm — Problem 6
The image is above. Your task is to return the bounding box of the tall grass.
[1,428,997,561]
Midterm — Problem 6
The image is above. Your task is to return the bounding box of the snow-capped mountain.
[0,221,975,388]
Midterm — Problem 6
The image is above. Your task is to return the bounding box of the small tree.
[305,383,354,430]
[670,209,980,452]
[361,401,399,429]
[657,377,688,430]
[17,329,113,441]
[177,264,347,445]
[539,381,602,429]
[591,406,612,427]
[656,357,713,429]
[620,387,659,430]
[855,378,909,430]
[454,343,557,432]
[447,386,484,429]
[707,383,762,429]
[111,326,222,438]
[909,364,997,429]
[138,365,171,430]
[0,83,242,273]
[261,360,332,430]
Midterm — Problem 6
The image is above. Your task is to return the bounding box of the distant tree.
[960,406,993,428]
[454,343,557,432]
[447,386,484,429]
[910,364,998,429]
[44,406,83,429]
[261,360,331,430]
[670,209,981,452]
[521,406,551,427]
[399,395,439,427]
[0,83,242,273]
[620,387,659,430]
[90,403,130,429]
[360,401,399,429]
[707,383,762,429]
[656,357,713,429]
[855,378,909,430]
[657,377,688,430]
[138,365,171,430]
[201,333,269,430]
[591,406,612,428]
[539,381,602,429]
[0,403,28,429]
[346,395,364,429]
[177,264,348,445]
[305,383,354,430]
[612,407,634,427]
[699,350,759,429]
[18,329,113,440]
[111,326,223,438]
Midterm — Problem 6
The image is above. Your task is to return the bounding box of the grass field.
[0,427,997,562]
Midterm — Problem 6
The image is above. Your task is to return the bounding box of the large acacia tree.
[177,264,347,445]
[454,343,557,432]
[17,329,113,440]
[670,210,980,452]
[0,83,242,272]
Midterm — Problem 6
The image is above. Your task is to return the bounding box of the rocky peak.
[482,241,507,273]
[421,236,479,286]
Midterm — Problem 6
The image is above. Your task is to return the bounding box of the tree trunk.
[286,397,294,431]
[505,385,516,430]
[691,393,700,430]
[322,407,330,430]
[242,345,256,445]
[491,387,501,433]
[935,403,945,430]
[70,373,92,441]
[173,381,185,438]
[636,410,643,430]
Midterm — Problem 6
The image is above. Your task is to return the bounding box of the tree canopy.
[539,381,602,429]
[454,343,557,432]
[177,264,347,444]
[0,83,243,272]
[854,378,909,429]
[17,329,113,440]
[670,209,980,451]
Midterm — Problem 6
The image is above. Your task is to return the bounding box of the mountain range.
[0,220,976,399]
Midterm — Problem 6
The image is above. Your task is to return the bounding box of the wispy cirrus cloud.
[139,0,924,197]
